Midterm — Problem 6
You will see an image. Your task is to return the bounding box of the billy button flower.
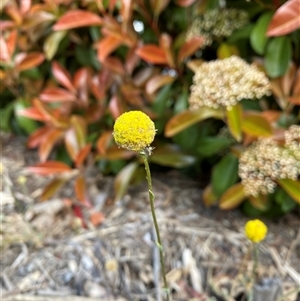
[113,111,170,301]
[113,111,156,153]
[244,219,268,282]
[245,219,268,243]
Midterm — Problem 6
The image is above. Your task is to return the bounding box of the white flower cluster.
[186,9,249,47]
[285,125,300,161]
[189,56,271,110]
[239,138,300,197]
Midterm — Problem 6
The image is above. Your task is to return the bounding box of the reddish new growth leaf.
[52,61,76,92]
[178,37,204,62]
[53,10,103,31]
[27,161,72,175]
[136,45,168,64]
[175,0,197,7]
[267,0,300,36]
[75,144,92,168]
[16,52,45,71]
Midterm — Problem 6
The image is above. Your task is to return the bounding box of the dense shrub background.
[1,0,299,219]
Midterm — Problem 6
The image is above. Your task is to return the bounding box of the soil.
[1,133,300,301]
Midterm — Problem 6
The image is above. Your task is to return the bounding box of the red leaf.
[120,0,133,23]
[109,95,123,119]
[125,45,140,75]
[26,161,72,175]
[75,143,92,168]
[96,36,123,62]
[20,0,31,14]
[5,5,22,25]
[39,129,64,162]
[102,56,125,75]
[146,74,175,94]
[73,68,89,90]
[65,127,80,161]
[267,0,300,36]
[17,107,47,122]
[175,0,197,7]
[71,115,87,148]
[96,131,113,155]
[16,52,45,71]
[288,95,300,105]
[73,68,90,107]
[33,98,69,128]
[178,37,204,62]
[53,9,102,31]
[0,21,15,31]
[72,205,87,228]
[159,33,175,67]
[0,37,10,62]
[136,45,168,64]
[52,61,75,92]
[40,87,76,102]
[7,30,17,61]
[90,212,105,227]
[27,126,52,148]
[75,176,91,207]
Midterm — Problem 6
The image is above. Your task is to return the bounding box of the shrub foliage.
[1,0,299,218]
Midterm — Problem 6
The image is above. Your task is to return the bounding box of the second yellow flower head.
[245,219,268,243]
[113,111,156,152]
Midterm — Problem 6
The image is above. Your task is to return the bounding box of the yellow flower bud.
[245,219,268,243]
[113,111,156,152]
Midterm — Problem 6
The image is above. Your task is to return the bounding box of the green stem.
[141,153,170,301]
[252,242,259,282]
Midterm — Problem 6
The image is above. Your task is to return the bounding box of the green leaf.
[226,103,242,142]
[152,84,172,115]
[275,189,297,213]
[174,89,188,113]
[41,178,66,201]
[197,137,232,157]
[228,24,254,43]
[219,182,247,210]
[212,153,239,197]
[0,102,14,132]
[114,162,139,202]
[277,179,300,203]
[242,200,264,217]
[44,31,67,60]
[250,12,273,55]
[14,99,38,134]
[150,144,196,168]
[75,46,100,70]
[242,113,272,137]
[264,36,292,78]
[174,124,200,151]
[165,107,224,137]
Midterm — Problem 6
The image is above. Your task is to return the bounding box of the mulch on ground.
[1,133,300,301]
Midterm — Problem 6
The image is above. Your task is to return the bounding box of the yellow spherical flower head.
[113,111,156,153]
[245,219,268,243]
